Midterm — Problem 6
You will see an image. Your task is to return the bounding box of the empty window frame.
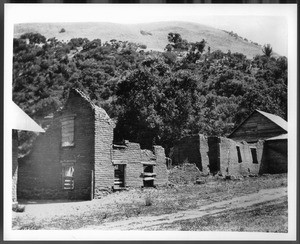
[143,165,154,187]
[250,148,258,164]
[62,164,75,190]
[114,164,126,188]
[144,165,154,173]
[61,115,75,147]
[236,146,242,163]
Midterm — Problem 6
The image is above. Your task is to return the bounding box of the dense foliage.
[13,32,287,154]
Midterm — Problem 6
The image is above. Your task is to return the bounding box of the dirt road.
[80,187,287,230]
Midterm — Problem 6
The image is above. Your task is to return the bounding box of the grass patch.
[13,173,287,230]
[155,198,288,232]
[145,193,153,206]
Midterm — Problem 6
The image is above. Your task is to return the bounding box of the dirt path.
[80,187,287,230]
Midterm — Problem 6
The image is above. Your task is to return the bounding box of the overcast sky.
[6,4,296,56]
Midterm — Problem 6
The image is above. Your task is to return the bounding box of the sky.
[6,4,295,56]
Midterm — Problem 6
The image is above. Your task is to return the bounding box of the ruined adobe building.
[171,110,287,176]
[18,89,168,200]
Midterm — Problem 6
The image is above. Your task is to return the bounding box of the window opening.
[236,146,242,163]
[251,148,258,164]
[143,165,154,187]
[62,164,74,190]
[61,116,75,147]
[114,164,126,188]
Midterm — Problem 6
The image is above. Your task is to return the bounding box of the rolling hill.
[14,21,266,59]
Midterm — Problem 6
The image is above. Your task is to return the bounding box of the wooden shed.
[228,110,287,143]
[262,134,288,173]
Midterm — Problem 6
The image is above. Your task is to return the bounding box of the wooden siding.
[229,111,286,142]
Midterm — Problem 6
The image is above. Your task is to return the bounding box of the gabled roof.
[71,88,114,125]
[228,109,287,137]
[256,110,287,131]
[11,102,45,132]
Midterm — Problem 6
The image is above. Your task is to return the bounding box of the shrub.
[145,194,152,206]
[12,204,25,212]
[140,30,152,36]
[19,223,43,230]
[139,44,147,49]
[20,32,46,44]
[59,28,66,33]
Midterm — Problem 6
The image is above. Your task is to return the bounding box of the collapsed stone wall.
[171,134,265,177]
[94,108,115,197]
[218,137,262,176]
[199,134,210,174]
[17,89,168,201]
[170,134,209,174]
[112,142,143,187]
[112,142,168,188]
[153,146,168,186]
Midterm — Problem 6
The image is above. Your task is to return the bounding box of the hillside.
[14,21,265,59]
[13,26,287,155]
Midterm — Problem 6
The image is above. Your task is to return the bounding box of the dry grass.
[152,198,288,232]
[14,21,264,59]
[13,172,287,230]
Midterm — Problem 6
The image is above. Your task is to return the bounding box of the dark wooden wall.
[229,111,286,142]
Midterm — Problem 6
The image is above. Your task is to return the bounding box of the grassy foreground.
[142,198,288,232]
[13,168,287,231]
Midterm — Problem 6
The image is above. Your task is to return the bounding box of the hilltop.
[14,21,266,59]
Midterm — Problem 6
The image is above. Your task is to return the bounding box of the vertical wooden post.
[90,170,94,200]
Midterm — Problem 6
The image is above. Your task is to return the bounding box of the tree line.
[13,32,287,155]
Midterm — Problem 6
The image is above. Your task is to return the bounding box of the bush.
[139,44,147,49]
[145,194,152,206]
[19,223,43,230]
[59,28,66,33]
[140,30,152,36]
[20,32,46,44]
[12,204,25,213]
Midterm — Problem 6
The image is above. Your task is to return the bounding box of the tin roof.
[266,133,288,141]
[228,109,287,137]
[11,102,45,132]
[256,110,287,131]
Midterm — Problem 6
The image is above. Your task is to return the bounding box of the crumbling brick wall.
[199,134,210,174]
[218,138,261,176]
[17,89,168,200]
[112,143,168,188]
[112,142,143,188]
[172,134,264,177]
[153,146,168,186]
[94,108,115,197]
